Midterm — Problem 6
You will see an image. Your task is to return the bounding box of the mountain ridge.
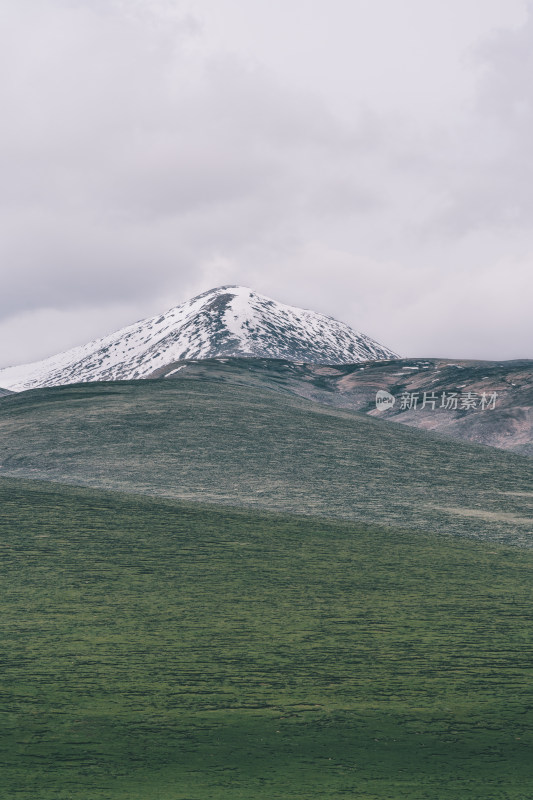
[0,286,398,391]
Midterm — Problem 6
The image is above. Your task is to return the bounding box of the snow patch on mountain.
[0,286,398,391]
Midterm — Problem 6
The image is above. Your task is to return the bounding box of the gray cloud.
[379,1,533,239]
[0,0,532,367]
[0,3,377,319]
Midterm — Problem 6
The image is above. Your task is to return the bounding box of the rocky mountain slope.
[0,286,397,392]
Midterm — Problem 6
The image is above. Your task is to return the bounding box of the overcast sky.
[1,0,532,367]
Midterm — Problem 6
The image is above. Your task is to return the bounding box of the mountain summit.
[0,286,398,391]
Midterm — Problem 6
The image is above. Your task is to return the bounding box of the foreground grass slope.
[0,380,532,544]
[1,476,532,799]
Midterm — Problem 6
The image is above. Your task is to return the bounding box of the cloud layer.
[0,0,531,366]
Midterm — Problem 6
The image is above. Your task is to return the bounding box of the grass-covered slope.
[1,476,532,799]
[0,380,532,544]
[152,356,533,457]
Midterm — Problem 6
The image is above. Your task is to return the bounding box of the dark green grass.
[1,476,532,798]
[0,379,532,544]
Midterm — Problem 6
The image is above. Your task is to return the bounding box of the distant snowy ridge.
[0,286,398,392]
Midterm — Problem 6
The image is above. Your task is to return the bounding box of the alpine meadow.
[1,2,533,798]
[1,289,532,797]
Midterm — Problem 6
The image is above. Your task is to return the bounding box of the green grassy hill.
[151,356,533,457]
[0,379,531,544]
[1,476,532,799]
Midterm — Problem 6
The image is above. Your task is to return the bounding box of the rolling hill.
[152,355,533,457]
[0,377,531,545]
[1,361,532,798]
[1,476,532,799]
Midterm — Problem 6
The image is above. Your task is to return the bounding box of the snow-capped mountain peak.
[0,286,398,391]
